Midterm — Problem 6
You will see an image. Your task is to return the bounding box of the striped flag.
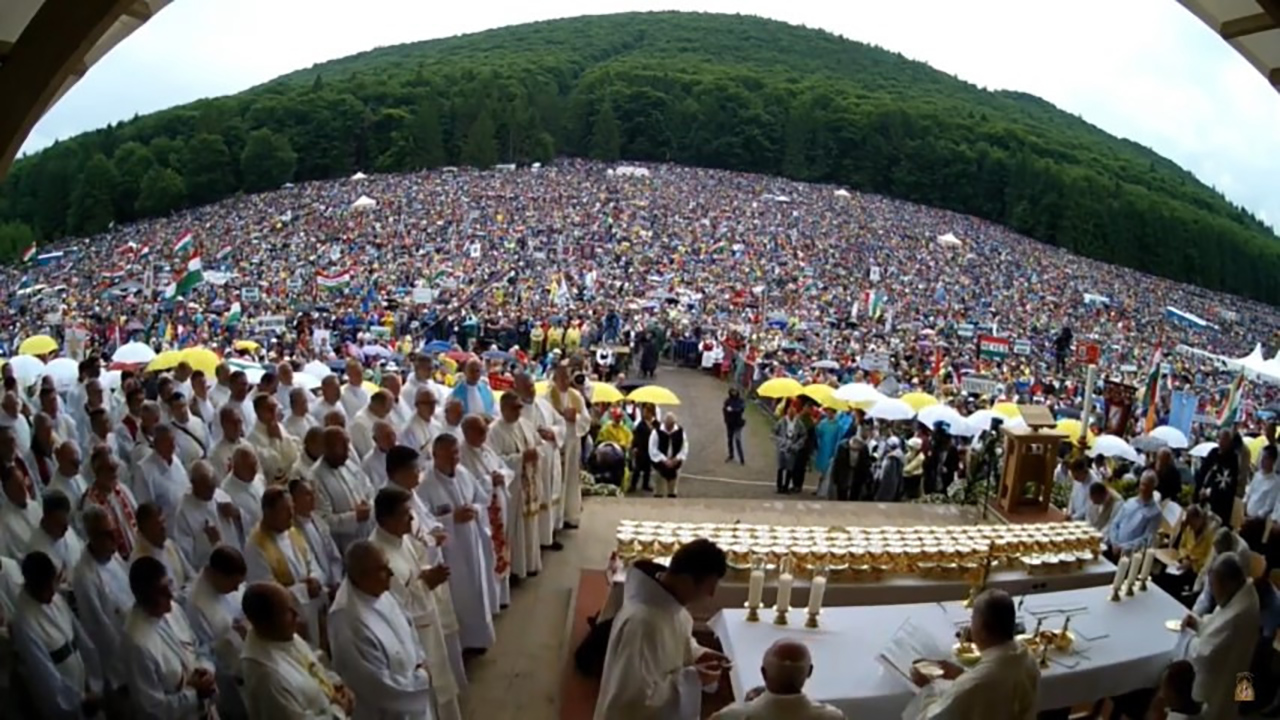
[226,301,242,326]
[316,268,352,290]
[1218,371,1246,428]
[862,290,885,319]
[163,252,204,299]
[20,244,36,263]
[172,230,194,255]
[214,246,232,262]
[1142,344,1164,433]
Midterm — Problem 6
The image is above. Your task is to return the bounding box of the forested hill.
[2,12,1277,300]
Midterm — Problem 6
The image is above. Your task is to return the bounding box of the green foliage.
[0,221,34,260]
[67,154,118,236]
[240,129,297,192]
[1,11,1276,300]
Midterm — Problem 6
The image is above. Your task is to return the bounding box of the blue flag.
[1168,390,1198,437]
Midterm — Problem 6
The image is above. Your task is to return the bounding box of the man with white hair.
[174,460,245,568]
[711,639,843,719]
[649,412,689,499]
[362,420,398,490]
[284,387,317,440]
[248,394,300,485]
[312,375,347,425]
[401,388,442,458]
[1183,551,1261,720]
[351,391,395,463]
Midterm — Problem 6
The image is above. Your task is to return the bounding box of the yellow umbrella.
[180,347,221,376]
[1055,419,1096,447]
[18,335,58,356]
[757,377,805,399]
[992,402,1021,419]
[627,385,681,406]
[439,356,458,373]
[1246,435,1267,461]
[362,381,381,394]
[233,340,261,352]
[535,380,550,396]
[589,383,625,404]
[147,350,184,372]
[900,392,940,412]
[802,383,848,410]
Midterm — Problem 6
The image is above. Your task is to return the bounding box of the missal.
[880,618,950,682]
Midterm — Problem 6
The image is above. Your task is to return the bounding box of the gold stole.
[250,526,311,586]
[512,423,540,517]
[548,386,582,414]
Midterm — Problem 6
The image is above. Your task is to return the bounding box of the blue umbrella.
[482,350,513,362]
[422,340,451,354]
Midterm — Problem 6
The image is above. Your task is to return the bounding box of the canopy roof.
[0,0,172,177]
[1178,0,1280,91]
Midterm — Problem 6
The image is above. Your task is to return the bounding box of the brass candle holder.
[805,610,819,629]
[1109,584,1121,602]
[963,544,995,609]
[773,606,789,625]
[1038,641,1051,669]
[746,605,761,623]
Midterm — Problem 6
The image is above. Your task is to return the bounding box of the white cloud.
[23,0,1280,227]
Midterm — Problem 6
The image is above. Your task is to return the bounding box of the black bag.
[573,613,614,678]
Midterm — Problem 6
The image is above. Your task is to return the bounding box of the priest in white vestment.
[361,420,398,490]
[371,486,463,720]
[285,388,319,441]
[312,427,377,553]
[248,395,302,485]
[419,433,497,652]
[0,462,43,558]
[210,405,252,478]
[292,428,326,484]
[379,374,414,432]
[312,377,348,426]
[168,392,211,468]
[340,361,371,419]
[402,354,449,411]
[72,506,135,697]
[49,441,88,534]
[123,554,218,719]
[240,581,353,719]
[25,490,84,589]
[400,389,441,460]
[513,372,565,549]
[709,639,844,720]
[909,589,1040,720]
[290,478,346,596]
[595,542,731,720]
[487,393,544,579]
[175,461,246,570]
[224,446,267,532]
[1,391,34,452]
[130,501,197,600]
[79,448,140,559]
[186,546,249,720]
[328,540,437,720]
[459,415,511,607]
[547,366,590,529]
[12,551,104,719]
[0,554,21,698]
[352,392,397,460]
[1182,551,1262,720]
[134,424,192,523]
[190,373,219,438]
[243,486,328,646]
[438,400,465,442]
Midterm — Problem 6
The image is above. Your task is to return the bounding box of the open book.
[879,617,951,684]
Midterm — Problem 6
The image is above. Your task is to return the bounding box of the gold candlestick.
[1109,585,1121,602]
[1038,641,1051,669]
[962,545,995,609]
[1124,579,1136,597]
[805,610,819,629]
[746,604,760,623]
[773,607,789,625]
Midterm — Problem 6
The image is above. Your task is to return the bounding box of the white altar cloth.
[709,585,1187,718]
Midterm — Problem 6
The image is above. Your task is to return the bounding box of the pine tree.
[589,100,621,161]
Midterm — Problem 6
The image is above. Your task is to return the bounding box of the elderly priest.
[1181,551,1261,720]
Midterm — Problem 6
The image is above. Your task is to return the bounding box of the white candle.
[747,569,765,608]
[1125,552,1142,585]
[1112,556,1130,592]
[776,572,794,613]
[1138,549,1156,581]
[807,576,828,615]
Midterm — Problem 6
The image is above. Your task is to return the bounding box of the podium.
[997,421,1066,516]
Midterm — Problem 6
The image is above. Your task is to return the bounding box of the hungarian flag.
[1142,344,1164,433]
[214,246,232,262]
[20,244,36,263]
[317,268,352,289]
[172,230,194,255]
[163,252,204,299]
[226,301,242,326]
[102,268,126,281]
[1218,371,1246,428]
[862,290,885,319]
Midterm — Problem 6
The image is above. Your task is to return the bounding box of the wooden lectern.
[997,406,1065,515]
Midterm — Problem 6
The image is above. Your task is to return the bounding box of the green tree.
[67,154,118,235]
[111,142,156,220]
[460,110,498,168]
[0,221,35,262]
[240,129,297,192]
[183,133,235,205]
[136,167,186,217]
[409,100,446,169]
[589,100,621,161]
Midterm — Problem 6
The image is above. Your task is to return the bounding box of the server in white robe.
[459,415,511,607]
[290,478,345,595]
[72,506,134,699]
[240,581,353,719]
[243,486,327,645]
[487,393,544,578]
[1182,551,1262,720]
[285,388,319,441]
[361,420,398,490]
[123,554,218,719]
[513,372,566,549]
[328,540,436,720]
[12,551,104,719]
[210,405,252,478]
[312,427,376,553]
[224,446,267,531]
[371,486,463,720]
[595,542,731,720]
[169,393,211,468]
[186,547,249,720]
[547,366,590,529]
[248,395,301,485]
[175,461,245,570]
[909,589,1040,720]
[420,433,497,652]
[25,490,84,589]
[0,461,42,558]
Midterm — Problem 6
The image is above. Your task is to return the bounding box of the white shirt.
[311,398,347,425]
[1246,469,1280,520]
[649,424,690,465]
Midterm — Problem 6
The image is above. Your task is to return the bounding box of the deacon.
[240,581,354,719]
[312,427,376,553]
[169,392,211,467]
[243,486,327,644]
[371,486,464,720]
[186,546,249,720]
[548,364,590,529]
[487,392,544,578]
[328,540,437,719]
[513,371,565,549]
[71,506,134,701]
[420,433,497,654]
[248,394,301,485]
[459,414,510,606]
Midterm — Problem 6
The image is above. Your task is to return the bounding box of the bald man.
[351,390,394,460]
[361,419,398,490]
[312,375,347,425]
[447,358,496,417]
[711,640,843,719]
[311,427,376,553]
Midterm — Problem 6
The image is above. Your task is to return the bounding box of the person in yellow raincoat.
[547,324,564,353]
[530,324,546,358]
[596,406,633,489]
[565,322,582,353]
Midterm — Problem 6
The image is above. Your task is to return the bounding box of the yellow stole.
[548,385,583,413]
[250,526,311,586]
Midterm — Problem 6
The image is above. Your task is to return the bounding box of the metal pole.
[1079,364,1096,447]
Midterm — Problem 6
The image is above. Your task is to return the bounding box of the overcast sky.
[24,0,1280,228]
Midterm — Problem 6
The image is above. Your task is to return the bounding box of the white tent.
[614,166,651,178]
[351,195,377,210]
[936,232,962,247]
[350,171,369,181]
[833,189,851,198]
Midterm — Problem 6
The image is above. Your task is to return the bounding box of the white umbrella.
[301,360,335,381]
[111,341,157,365]
[868,398,915,422]
[100,370,123,392]
[1089,434,1141,463]
[1150,426,1189,450]
[967,409,1025,433]
[292,373,322,392]
[834,382,883,404]
[44,357,79,392]
[7,355,44,386]
[918,404,968,435]
[1190,441,1217,458]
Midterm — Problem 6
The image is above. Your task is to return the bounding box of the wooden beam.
[0,0,134,178]
[1220,11,1278,39]
[122,1,153,21]
[1259,0,1280,26]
